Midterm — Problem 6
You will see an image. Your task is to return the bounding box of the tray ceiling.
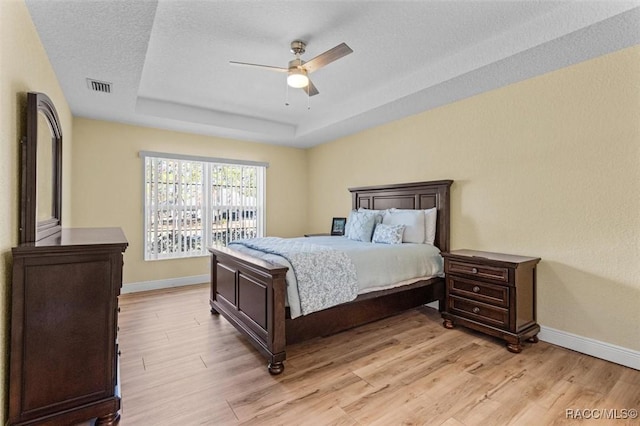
[26,1,640,148]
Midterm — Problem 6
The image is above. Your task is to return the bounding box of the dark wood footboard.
[209,246,288,374]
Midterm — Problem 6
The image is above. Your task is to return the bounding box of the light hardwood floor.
[117,284,639,425]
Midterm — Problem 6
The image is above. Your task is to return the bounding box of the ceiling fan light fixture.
[230,40,352,98]
[287,68,309,88]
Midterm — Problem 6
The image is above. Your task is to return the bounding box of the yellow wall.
[0,0,74,422]
[3,10,638,420]
[71,118,308,285]
[308,45,640,352]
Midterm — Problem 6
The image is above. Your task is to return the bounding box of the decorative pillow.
[382,209,425,244]
[372,223,405,244]
[423,207,437,245]
[346,210,379,242]
[344,210,356,237]
[358,207,389,220]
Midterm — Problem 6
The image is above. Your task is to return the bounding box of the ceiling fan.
[230,40,353,97]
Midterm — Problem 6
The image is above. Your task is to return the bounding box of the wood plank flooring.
[117,284,639,425]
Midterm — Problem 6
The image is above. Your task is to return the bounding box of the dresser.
[441,249,540,353]
[9,228,128,426]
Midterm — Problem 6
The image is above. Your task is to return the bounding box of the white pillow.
[424,207,437,245]
[387,207,438,245]
[382,209,425,244]
[372,223,405,244]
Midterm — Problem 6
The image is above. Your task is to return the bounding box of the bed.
[208,180,453,374]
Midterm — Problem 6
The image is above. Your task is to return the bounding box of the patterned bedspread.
[229,237,358,315]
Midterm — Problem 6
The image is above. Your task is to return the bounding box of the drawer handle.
[471,267,478,274]
[472,286,481,293]
[472,307,480,314]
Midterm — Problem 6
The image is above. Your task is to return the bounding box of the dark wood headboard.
[348,180,453,252]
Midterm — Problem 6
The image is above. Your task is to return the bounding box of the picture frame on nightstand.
[331,217,347,235]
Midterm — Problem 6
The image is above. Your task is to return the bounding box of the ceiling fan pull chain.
[307,86,310,110]
[285,79,290,106]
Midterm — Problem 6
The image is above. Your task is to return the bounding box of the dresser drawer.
[447,260,509,283]
[448,295,509,329]
[447,276,509,308]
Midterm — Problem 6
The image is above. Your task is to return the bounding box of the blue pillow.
[346,210,379,242]
[344,210,356,237]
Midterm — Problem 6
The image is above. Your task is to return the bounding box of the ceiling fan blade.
[229,61,288,72]
[304,42,353,73]
[303,79,319,97]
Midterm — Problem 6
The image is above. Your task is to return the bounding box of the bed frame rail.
[285,278,444,344]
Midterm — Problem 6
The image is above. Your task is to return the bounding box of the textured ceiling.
[26,1,640,148]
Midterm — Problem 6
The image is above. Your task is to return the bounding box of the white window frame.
[141,151,267,261]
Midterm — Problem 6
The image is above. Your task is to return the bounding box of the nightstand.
[441,249,541,353]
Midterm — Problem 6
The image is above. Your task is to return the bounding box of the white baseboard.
[121,274,208,294]
[539,325,639,370]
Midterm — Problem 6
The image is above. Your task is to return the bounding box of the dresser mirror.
[20,92,62,243]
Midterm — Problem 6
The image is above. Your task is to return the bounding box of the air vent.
[86,78,112,93]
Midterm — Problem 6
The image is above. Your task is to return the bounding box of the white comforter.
[229,236,444,318]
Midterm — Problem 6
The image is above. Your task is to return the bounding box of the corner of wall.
[0,1,73,422]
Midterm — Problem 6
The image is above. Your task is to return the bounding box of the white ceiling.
[26,1,640,148]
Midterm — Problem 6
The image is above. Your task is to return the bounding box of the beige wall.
[307,45,640,352]
[0,0,74,422]
[71,118,308,285]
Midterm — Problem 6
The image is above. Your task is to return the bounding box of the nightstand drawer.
[449,295,509,329]
[447,276,509,308]
[447,260,509,283]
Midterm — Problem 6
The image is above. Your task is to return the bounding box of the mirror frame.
[20,92,63,243]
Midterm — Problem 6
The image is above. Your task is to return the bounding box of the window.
[142,152,266,260]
